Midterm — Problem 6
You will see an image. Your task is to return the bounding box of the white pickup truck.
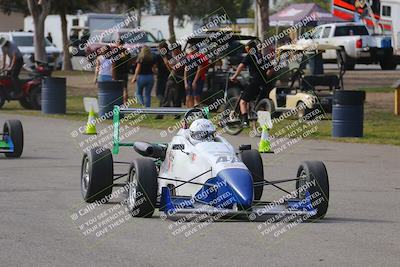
[306,22,396,70]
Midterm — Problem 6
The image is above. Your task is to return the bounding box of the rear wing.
[112,105,209,154]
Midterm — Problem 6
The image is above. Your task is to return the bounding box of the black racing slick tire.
[29,85,41,110]
[126,158,158,218]
[81,147,113,203]
[19,97,33,109]
[3,120,24,158]
[240,149,264,201]
[296,161,329,220]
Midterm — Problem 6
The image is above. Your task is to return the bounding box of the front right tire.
[296,161,329,220]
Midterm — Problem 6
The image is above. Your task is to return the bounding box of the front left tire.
[81,147,114,203]
[240,149,264,201]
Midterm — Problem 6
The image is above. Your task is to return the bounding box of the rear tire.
[380,60,397,70]
[19,97,32,109]
[81,147,113,203]
[340,50,355,70]
[0,89,6,109]
[240,149,264,201]
[220,96,243,135]
[126,158,158,217]
[29,86,41,110]
[296,161,329,220]
[3,120,23,158]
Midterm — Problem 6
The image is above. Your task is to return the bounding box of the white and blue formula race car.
[80,107,329,221]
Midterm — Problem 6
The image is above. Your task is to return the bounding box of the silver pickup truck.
[303,22,396,70]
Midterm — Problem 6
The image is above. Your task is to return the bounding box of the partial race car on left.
[0,120,23,158]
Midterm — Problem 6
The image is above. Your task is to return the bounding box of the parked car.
[0,31,62,70]
[302,22,396,70]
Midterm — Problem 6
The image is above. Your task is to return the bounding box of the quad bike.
[0,60,52,110]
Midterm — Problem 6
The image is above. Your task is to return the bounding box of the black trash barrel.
[42,77,66,114]
[98,81,123,119]
[332,90,365,137]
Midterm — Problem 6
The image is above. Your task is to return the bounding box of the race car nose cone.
[216,168,253,209]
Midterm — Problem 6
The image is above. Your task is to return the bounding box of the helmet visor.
[190,130,216,141]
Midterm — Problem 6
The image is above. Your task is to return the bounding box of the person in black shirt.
[230,40,273,126]
[47,32,53,44]
[155,41,170,106]
[162,43,186,108]
[131,46,155,107]
[112,38,131,104]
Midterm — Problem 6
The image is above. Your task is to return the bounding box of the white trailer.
[24,13,133,50]
[380,0,400,56]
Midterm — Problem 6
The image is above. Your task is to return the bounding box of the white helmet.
[189,119,216,145]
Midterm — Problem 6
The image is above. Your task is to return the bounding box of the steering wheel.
[183,108,208,129]
[287,67,304,89]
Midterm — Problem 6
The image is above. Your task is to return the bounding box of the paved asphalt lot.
[0,114,399,266]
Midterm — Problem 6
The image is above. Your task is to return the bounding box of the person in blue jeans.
[94,45,113,83]
[131,46,155,107]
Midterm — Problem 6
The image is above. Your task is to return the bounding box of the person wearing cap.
[0,37,24,98]
[230,40,273,127]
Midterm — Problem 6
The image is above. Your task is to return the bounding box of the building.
[0,11,24,32]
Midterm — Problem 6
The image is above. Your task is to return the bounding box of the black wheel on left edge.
[3,120,23,158]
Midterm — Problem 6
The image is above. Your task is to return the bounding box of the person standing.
[94,45,113,83]
[155,41,170,106]
[184,44,208,108]
[46,32,53,44]
[131,46,155,108]
[112,38,131,104]
[162,44,186,108]
[0,37,23,98]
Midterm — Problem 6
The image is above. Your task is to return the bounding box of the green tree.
[158,0,252,42]
[291,0,331,11]
[52,0,96,70]
[27,0,51,63]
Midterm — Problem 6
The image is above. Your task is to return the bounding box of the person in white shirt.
[94,45,113,83]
